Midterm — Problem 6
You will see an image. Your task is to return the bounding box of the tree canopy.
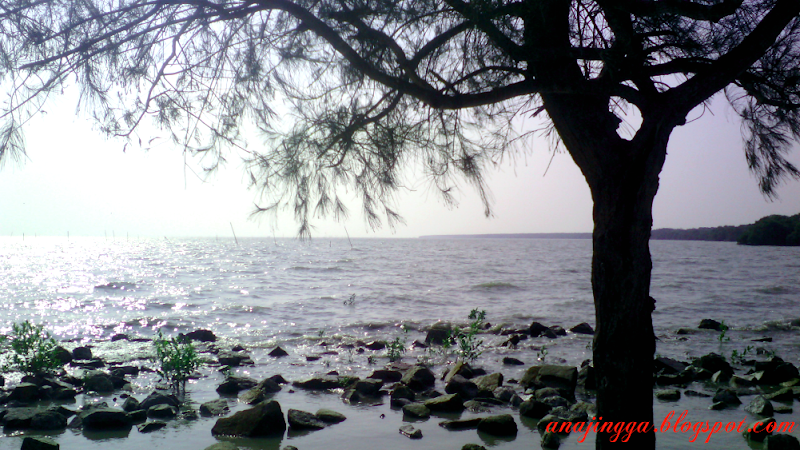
[1,0,799,235]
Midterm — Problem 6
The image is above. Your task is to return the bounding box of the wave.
[755,285,793,295]
[472,281,519,290]
[94,281,138,291]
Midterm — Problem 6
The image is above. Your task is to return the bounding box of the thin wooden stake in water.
[230,222,239,246]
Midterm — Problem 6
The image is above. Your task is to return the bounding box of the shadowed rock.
[211,400,286,437]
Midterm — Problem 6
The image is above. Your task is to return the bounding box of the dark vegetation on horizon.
[421,213,800,246]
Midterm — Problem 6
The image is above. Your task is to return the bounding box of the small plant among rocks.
[0,320,61,376]
[153,330,201,397]
[449,309,487,364]
[386,325,408,362]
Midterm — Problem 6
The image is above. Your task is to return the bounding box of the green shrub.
[450,309,487,364]
[1,321,61,376]
[153,330,201,396]
[386,326,408,362]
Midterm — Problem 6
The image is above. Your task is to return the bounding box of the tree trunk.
[590,159,660,449]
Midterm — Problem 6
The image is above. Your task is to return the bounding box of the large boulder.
[21,437,59,450]
[766,434,800,450]
[426,322,452,345]
[477,414,517,436]
[81,408,132,430]
[211,400,286,437]
[139,391,180,410]
[424,393,464,412]
[200,399,230,416]
[519,399,552,419]
[185,329,216,342]
[520,365,578,398]
[472,373,503,392]
[217,376,258,395]
[292,375,342,390]
[402,366,436,391]
[72,346,92,360]
[445,375,479,400]
[30,411,67,430]
[9,383,41,402]
[3,408,39,429]
[692,353,733,378]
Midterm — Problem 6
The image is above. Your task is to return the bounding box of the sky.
[1,92,799,239]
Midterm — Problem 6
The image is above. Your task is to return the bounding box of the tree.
[2,1,799,447]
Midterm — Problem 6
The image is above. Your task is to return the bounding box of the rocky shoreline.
[2,319,800,450]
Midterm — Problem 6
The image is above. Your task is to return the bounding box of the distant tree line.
[651,213,800,246]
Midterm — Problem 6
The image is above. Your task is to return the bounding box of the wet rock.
[200,399,230,416]
[81,408,132,430]
[654,357,689,375]
[503,357,524,366]
[368,370,403,383]
[402,366,436,391]
[140,391,180,410]
[446,375,479,400]
[698,319,724,331]
[67,415,83,429]
[570,323,594,335]
[364,341,386,350]
[292,375,342,391]
[122,396,141,412]
[211,400,286,437]
[203,443,238,450]
[655,389,681,401]
[520,365,578,399]
[712,387,742,406]
[444,361,475,382]
[692,353,733,378]
[473,373,503,392]
[111,333,129,342]
[30,411,67,430]
[402,403,431,419]
[520,399,552,419]
[529,322,552,338]
[391,385,416,406]
[9,383,40,402]
[577,365,596,389]
[758,362,800,385]
[766,434,800,449]
[746,396,774,417]
[463,400,492,413]
[315,409,346,424]
[147,404,177,419]
[351,378,383,397]
[774,405,793,414]
[288,409,326,430]
[217,376,258,395]
[477,414,517,436]
[765,387,794,402]
[138,421,167,433]
[72,346,92,360]
[3,408,38,429]
[744,417,776,442]
[269,346,289,357]
[83,372,114,393]
[462,445,487,450]
[399,424,423,439]
[21,437,59,450]
[185,329,216,342]
[541,431,561,449]
[53,346,72,365]
[218,352,253,367]
[426,322,452,345]
[424,393,464,412]
[439,418,482,430]
[549,326,567,336]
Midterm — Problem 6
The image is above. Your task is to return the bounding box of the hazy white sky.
[1,92,799,238]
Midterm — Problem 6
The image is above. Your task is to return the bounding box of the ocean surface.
[1,237,799,449]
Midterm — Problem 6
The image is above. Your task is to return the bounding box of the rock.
[655,389,681,401]
[30,411,67,430]
[577,365,596,389]
[766,388,795,401]
[122,396,141,412]
[712,388,742,406]
[541,431,561,449]
[81,407,132,430]
[520,399,552,419]
[424,393,464,412]
[399,424,423,439]
[292,375,342,390]
[46,405,76,418]
[185,329,216,342]
[203,444,238,450]
[83,372,114,393]
[72,346,92,360]
[439,418,482,430]
[692,353,733,378]
[9,383,41,402]
[529,322,552,338]
[147,404,177,419]
[217,376,258,395]
[520,365,578,399]
[426,322,452,345]
[315,409,346,424]
[3,408,39,429]
[570,323,594,334]
[766,434,800,449]
[351,378,383,397]
[288,409,327,430]
[473,373,503,391]
[21,437,59,450]
[211,400,286,437]
[502,357,524,366]
[127,409,147,423]
[463,400,492,413]
[239,379,281,405]
[445,375,479,400]
[698,319,724,331]
[140,391,180,409]
[549,325,567,336]
[200,399,230,416]
[218,352,253,367]
[746,396,774,417]
[67,415,83,429]
[391,385,416,406]
[462,445,487,450]
[402,366,436,391]
[744,418,776,442]
[477,414,517,436]
[654,357,689,375]
[774,405,793,414]
[402,403,431,419]
[269,346,289,357]
[138,421,167,433]
[53,346,72,365]
[444,361,474,382]
[364,341,386,350]
[758,362,800,385]
[368,369,403,383]
[111,333,129,341]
